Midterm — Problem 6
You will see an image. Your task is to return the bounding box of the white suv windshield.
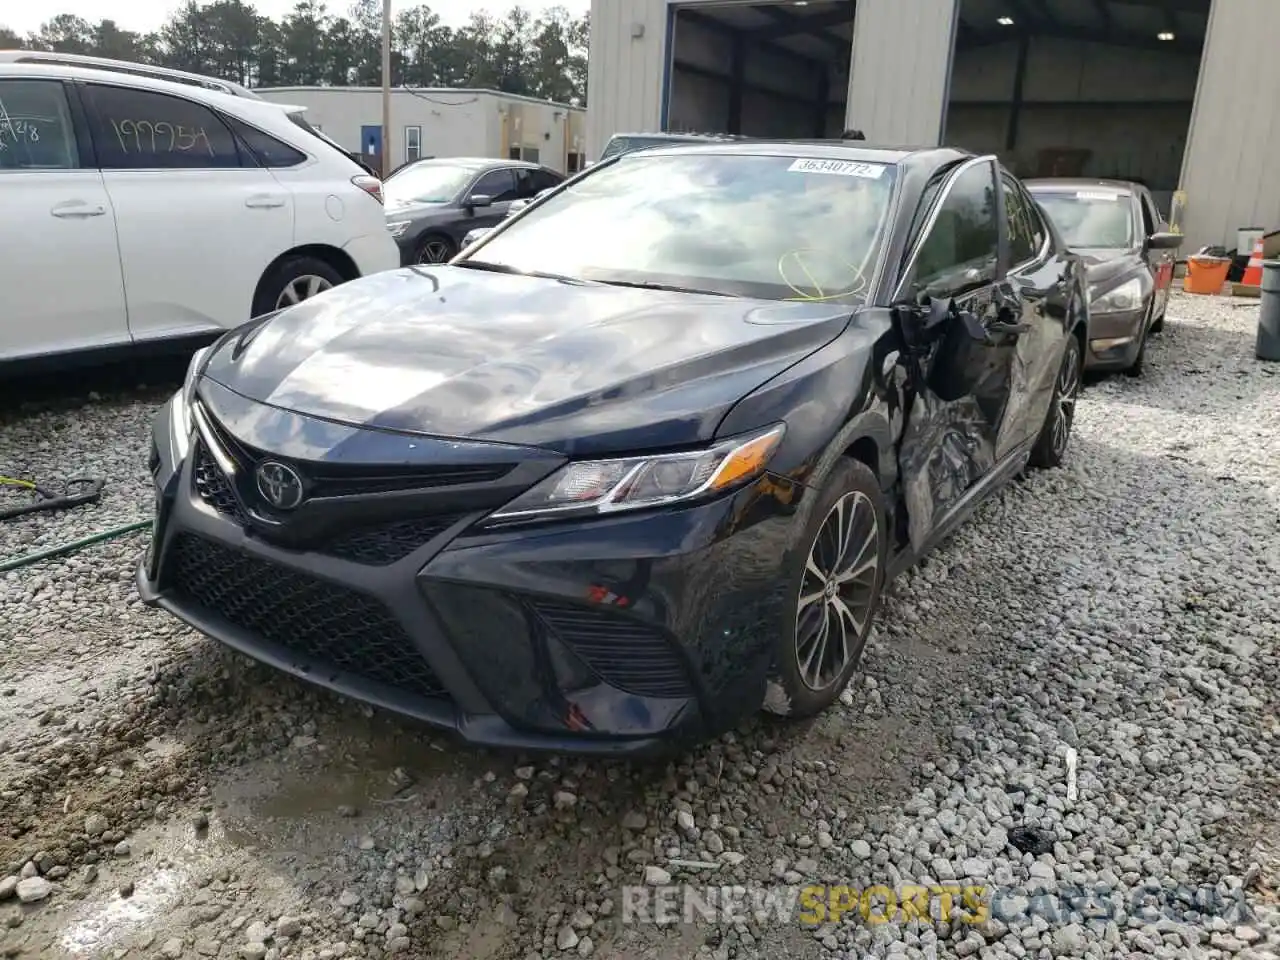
[464,152,896,303]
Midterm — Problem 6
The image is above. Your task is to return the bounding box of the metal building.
[585,0,1280,254]
[257,87,588,176]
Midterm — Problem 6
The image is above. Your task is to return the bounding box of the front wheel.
[1029,334,1082,469]
[415,235,456,264]
[762,458,887,719]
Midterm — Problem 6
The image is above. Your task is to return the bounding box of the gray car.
[1026,178,1182,376]
[384,158,564,265]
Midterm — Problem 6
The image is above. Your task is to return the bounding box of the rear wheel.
[763,458,887,719]
[253,256,345,316]
[1030,335,1081,469]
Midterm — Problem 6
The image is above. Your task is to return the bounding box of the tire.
[1149,314,1165,334]
[1029,334,1082,469]
[253,256,346,316]
[1123,302,1156,378]
[414,234,456,264]
[762,458,888,719]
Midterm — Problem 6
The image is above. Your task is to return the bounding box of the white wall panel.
[846,0,958,145]
[586,0,669,160]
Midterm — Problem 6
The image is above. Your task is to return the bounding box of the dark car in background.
[1026,178,1183,375]
[139,142,1087,754]
[383,157,564,265]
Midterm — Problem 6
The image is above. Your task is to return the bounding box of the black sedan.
[1025,179,1183,374]
[138,142,1088,754]
[383,157,564,265]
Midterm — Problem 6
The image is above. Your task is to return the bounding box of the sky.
[0,0,589,36]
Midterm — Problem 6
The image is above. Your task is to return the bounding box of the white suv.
[0,56,399,370]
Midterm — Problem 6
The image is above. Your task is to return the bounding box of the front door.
[892,156,1023,551]
[0,77,128,362]
[1138,189,1175,316]
[80,80,295,341]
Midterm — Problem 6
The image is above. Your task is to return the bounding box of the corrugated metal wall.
[586,0,669,159]
[1179,0,1280,252]
[846,0,958,146]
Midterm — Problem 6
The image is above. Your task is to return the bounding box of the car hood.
[201,266,855,457]
[1073,247,1144,286]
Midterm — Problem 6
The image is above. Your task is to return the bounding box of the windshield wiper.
[592,279,734,297]
[452,260,590,285]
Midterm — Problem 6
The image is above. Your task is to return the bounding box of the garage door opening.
[665,1,855,139]
[944,0,1210,221]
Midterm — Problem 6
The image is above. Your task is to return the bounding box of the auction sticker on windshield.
[1075,191,1122,201]
[788,158,885,179]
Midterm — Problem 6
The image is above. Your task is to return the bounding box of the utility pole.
[381,0,392,178]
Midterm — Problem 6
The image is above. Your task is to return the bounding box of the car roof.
[0,62,292,121]
[1023,178,1138,194]
[0,50,260,98]
[610,138,971,171]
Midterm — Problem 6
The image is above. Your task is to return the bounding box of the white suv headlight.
[171,346,211,460]
[487,424,786,523]
[1090,277,1144,313]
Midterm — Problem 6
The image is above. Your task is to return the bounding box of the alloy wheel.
[1050,346,1081,458]
[275,275,334,309]
[794,490,880,691]
[418,239,453,264]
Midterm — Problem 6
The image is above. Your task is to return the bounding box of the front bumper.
[1084,304,1147,370]
[139,396,807,755]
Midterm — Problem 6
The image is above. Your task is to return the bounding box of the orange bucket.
[1183,255,1231,294]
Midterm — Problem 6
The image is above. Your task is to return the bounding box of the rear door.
[0,77,128,361]
[892,156,1023,549]
[79,80,295,341]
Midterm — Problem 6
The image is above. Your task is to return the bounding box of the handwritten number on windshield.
[110,119,216,157]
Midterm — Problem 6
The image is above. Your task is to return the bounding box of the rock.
[15,878,51,904]
[241,946,268,960]
[160,939,184,959]
[622,811,647,831]
[84,814,109,837]
[113,840,131,858]
[557,926,579,950]
[553,791,578,811]
[0,877,16,901]
[246,921,271,943]
[276,916,302,938]
[644,866,671,886]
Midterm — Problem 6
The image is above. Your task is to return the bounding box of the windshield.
[384,163,475,204]
[462,152,896,303]
[1033,191,1134,249]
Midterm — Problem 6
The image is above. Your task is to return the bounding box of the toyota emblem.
[255,461,304,511]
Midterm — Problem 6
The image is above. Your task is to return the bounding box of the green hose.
[0,519,152,573]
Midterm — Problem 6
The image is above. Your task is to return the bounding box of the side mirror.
[466,193,493,210]
[1147,231,1183,251]
[462,227,492,248]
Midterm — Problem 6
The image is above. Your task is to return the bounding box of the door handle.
[245,195,286,209]
[50,202,106,218]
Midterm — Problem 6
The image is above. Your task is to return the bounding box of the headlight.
[1090,277,1144,313]
[171,346,211,460]
[487,423,786,523]
[386,220,410,238]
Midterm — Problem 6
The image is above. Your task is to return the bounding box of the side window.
[0,79,80,171]
[531,168,563,193]
[911,160,999,296]
[1001,174,1038,267]
[470,168,518,202]
[513,167,537,198]
[223,116,307,168]
[84,84,242,170]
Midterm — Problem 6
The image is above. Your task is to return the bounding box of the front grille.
[167,534,448,701]
[192,443,247,523]
[325,515,462,565]
[529,598,693,699]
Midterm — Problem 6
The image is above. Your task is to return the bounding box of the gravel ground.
[0,291,1277,960]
